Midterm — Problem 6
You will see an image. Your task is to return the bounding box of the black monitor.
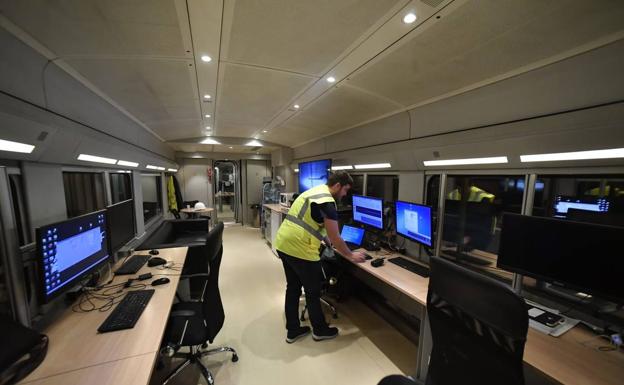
[497,213,624,303]
[443,200,497,252]
[395,201,433,247]
[352,195,383,230]
[106,199,136,253]
[36,210,111,303]
[298,159,331,192]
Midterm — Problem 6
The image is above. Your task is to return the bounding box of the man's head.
[327,171,354,201]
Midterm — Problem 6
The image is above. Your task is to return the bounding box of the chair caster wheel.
[201,343,208,349]
[232,354,239,363]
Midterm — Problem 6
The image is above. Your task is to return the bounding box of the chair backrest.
[426,255,528,385]
[201,222,225,343]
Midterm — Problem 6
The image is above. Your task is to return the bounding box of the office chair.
[300,259,339,321]
[378,255,529,385]
[160,222,238,385]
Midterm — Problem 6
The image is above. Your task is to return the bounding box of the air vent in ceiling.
[421,0,445,8]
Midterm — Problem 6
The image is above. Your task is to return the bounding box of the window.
[339,174,364,208]
[440,175,524,282]
[8,174,32,246]
[110,173,132,204]
[141,174,162,223]
[366,174,399,202]
[63,172,106,218]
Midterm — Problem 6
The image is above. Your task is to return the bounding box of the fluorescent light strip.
[245,140,263,146]
[117,160,139,167]
[423,156,508,167]
[520,148,624,162]
[77,154,117,165]
[331,165,353,170]
[353,163,391,170]
[200,138,221,145]
[0,139,35,153]
[146,165,165,171]
[167,168,178,172]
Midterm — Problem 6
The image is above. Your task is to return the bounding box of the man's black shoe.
[312,326,339,341]
[286,326,311,343]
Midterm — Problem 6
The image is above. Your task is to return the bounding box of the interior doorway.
[213,160,239,223]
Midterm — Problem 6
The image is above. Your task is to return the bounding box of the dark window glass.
[441,175,524,282]
[339,174,364,208]
[110,173,132,204]
[141,174,162,223]
[63,172,106,218]
[8,174,32,246]
[366,175,399,202]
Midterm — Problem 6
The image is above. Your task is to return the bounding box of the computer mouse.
[151,277,170,286]
[147,257,166,267]
[364,253,373,260]
[371,258,385,267]
[149,249,160,255]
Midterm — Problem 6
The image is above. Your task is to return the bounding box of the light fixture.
[353,163,392,169]
[294,168,299,173]
[228,146,233,149]
[403,12,417,24]
[200,55,212,62]
[117,160,139,167]
[293,104,300,109]
[77,154,117,165]
[0,139,35,153]
[167,168,178,172]
[200,138,221,145]
[326,76,336,83]
[423,156,508,166]
[331,165,353,170]
[203,94,211,99]
[205,126,211,130]
[117,170,131,173]
[245,140,263,146]
[520,148,624,162]
[204,114,211,118]
[146,165,165,171]
[262,130,268,133]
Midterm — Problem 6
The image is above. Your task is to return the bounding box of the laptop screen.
[341,225,365,246]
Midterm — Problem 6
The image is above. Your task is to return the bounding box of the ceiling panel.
[349,0,624,107]
[216,63,314,137]
[224,0,403,75]
[0,0,186,56]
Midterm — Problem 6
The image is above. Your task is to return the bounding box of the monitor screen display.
[37,210,110,303]
[497,213,624,303]
[352,195,383,229]
[553,195,609,218]
[298,159,331,192]
[341,225,365,246]
[107,199,136,253]
[395,201,433,247]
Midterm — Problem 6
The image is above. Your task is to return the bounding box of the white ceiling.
[2,0,624,152]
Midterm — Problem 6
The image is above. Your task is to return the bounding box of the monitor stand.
[542,283,618,314]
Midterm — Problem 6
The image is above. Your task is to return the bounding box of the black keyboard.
[442,250,491,266]
[97,289,154,333]
[388,257,430,277]
[114,254,151,275]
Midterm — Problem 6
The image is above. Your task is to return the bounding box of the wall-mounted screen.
[298,159,331,192]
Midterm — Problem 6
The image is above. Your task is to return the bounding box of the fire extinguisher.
[207,167,213,184]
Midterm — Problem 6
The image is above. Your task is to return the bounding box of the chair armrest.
[170,310,196,318]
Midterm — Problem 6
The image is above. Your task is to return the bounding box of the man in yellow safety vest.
[275,171,366,343]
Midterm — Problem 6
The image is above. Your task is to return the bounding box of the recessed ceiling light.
[294,168,299,173]
[77,154,117,165]
[200,55,212,62]
[229,146,233,149]
[423,156,508,166]
[403,12,417,24]
[117,160,139,167]
[520,148,624,162]
[203,94,211,99]
[245,140,263,147]
[326,76,336,83]
[293,104,300,109]
[0,138,35,153]
[201,138,221,145]
[205,126,211,130]
[204,114,211,118]
[262,130,268,133]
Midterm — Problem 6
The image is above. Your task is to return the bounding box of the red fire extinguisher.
[207,167,213,183]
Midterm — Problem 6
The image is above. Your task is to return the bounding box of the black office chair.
[160,222,238,385]
[300,259,339,321]
[378,255,529,385]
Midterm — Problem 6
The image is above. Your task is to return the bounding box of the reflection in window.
[141,174,162,223]
[339,174,364,208]
[441,175,524,282]
[366,175,399,202]
[63,172,106,218]
[110,173,132,204]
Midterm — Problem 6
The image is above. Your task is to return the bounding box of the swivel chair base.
[162,345,238,385]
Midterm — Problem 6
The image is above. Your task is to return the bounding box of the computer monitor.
[340,225,365,247]
[106,199,136,253]
[497,213,624,303]
[553,195,609,218]
[36,210,111,303]
[298,159,331,192]
[395,201,433,247]
[352,195,383,230]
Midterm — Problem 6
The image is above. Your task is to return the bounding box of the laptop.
[340,225,365,251]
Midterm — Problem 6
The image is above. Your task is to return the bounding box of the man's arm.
[324,218,366,263]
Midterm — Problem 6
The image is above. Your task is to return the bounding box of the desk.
[263,204,288,254]
[180,207,214,220]
[341,248,624,385]
[20,247,188,384]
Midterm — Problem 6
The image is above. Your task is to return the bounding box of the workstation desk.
[340,248,624,385]
[20,247,188,385]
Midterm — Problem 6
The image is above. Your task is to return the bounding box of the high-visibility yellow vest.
[274,184,336,261]
[447,186,495,202]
